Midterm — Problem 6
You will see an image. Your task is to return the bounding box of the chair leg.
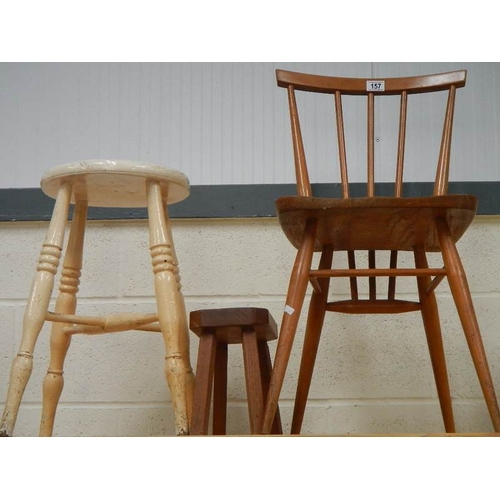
[0,183,72,437]
[414,248,455,433]
[190,333,217,435]
[258,340,282,434]
[40,200,88,437]
[261,219,318,434]
[436,217,500,431]
[147,181,193,435]
[212,342,228,435]
[242,328,265,434]
[291,246,333,434]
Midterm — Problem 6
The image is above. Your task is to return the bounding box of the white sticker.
[284,305,295,315]
[366,80,385,92]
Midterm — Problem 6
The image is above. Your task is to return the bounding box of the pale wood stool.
[0,159,195,436]
[189,307,282,435]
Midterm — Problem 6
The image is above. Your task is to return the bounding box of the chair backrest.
[276,69,467,198]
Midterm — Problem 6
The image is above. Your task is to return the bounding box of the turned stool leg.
[162,197,195,423]
[0,183,72,437]
[147,181,194,435]
[40,200,88,437]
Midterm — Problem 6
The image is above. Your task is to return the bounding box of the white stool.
[0,160,195,436]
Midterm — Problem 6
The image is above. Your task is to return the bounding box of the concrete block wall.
[1,216,499,436]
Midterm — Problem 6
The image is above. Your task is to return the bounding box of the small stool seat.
[1,159,195,437]
[190,307,282,435]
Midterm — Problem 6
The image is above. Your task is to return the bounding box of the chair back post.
[287,85,312,197]
[434,85,457,196]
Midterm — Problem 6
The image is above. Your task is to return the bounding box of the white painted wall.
[1,62,499,188]
[1,217,499,436]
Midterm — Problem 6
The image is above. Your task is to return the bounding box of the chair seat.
[41,159,190,207]
[276,194,477,252]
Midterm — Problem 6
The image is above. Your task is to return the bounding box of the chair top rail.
[276,69,466,95]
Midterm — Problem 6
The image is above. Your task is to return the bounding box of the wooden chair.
[261,69,500,435]
[190,308,282,435]
[0,160,195,436]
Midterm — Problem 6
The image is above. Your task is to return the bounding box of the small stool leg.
[212,342,228,435]
[0,183,72,437]
[242,328,265,434]
[258,340,283,434]
[191,333,217,435]
[147,181,193,435]
[40,200,87,436]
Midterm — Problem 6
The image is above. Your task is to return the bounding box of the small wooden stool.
[190,307,282,435]
[0,159,195,437]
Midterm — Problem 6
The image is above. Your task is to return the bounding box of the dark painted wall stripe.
[0,182,499,221]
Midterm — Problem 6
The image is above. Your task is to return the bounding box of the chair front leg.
[291,246,333,435]
[1,183,72,437]
[261,219,318,434]
[436,217,500,432]
[414,247,455,433]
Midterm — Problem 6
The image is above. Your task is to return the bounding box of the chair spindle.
[388,91,409,301]
[395,91,408,198]
[367,92,375,197]
[334,91,349,198]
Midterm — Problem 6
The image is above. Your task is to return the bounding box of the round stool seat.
[41,159,190,207]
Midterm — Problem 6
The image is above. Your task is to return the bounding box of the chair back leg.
[436,218,500,431]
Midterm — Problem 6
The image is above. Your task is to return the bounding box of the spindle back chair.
[261,69,500,434]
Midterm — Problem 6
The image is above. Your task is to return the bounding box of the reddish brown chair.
[190,307,282,435]
[261,69,500,435]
